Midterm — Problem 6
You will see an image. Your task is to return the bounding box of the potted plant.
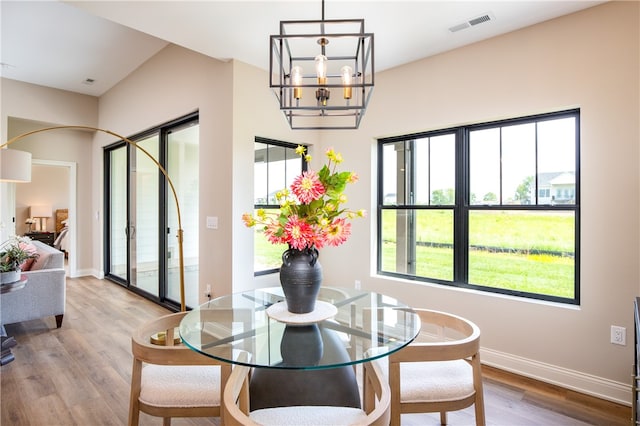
[0,236,39,284]
[243,146,365,313]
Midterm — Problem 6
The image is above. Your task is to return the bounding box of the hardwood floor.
[1,276,631,425]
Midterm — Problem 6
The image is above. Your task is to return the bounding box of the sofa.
[1,240,66,328]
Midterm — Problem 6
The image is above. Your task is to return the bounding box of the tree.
[515,176,534,204]
[483,192,497,203]
[431,188,455,205]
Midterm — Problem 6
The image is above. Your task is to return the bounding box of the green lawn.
[256,209,576,299]
[254,235,289,271]
[381,209,575,298]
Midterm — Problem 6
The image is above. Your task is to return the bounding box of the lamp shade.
[30,205,52,218]
[0,149,32,182]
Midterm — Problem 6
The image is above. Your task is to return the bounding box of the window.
[378,110,579,304]
[253,138,307,274]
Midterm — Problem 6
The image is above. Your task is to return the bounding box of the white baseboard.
[481,347,631,406]
[68,268,102,279]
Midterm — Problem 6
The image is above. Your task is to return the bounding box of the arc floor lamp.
[0,125,187,312]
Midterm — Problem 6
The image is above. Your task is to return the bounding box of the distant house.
[534,172,576,204]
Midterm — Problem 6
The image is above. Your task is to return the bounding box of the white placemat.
[266,301,338,324]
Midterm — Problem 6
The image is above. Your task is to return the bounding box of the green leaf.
[318,165,330,182]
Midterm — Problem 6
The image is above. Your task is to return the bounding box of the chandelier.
[270,0,374,130]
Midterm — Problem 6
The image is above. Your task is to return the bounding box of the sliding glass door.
[132,134,160,297]
[167,124,199,306]
[107,146,128,281]
[104,114,199,310]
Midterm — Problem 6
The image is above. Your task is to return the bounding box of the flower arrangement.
[243,146,365,251]
[0,236,39,273]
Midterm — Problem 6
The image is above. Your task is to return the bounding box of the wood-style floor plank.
[1,276,631,425]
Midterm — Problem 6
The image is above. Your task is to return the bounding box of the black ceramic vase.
[280,324,323,366]
[279,247,322,313]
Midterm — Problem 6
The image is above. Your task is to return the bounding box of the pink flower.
[324,218,351,247]
[242,147,363,251]
[311,230,327,250]
[264,222,287,245]
[284,216,316,250]
[291,170,325,204]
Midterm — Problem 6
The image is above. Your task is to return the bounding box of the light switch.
[206,216,218,229]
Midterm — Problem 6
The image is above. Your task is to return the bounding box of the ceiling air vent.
[469,14,492,26]
[449,12,494,33]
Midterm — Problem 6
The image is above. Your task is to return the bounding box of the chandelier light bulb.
[314,54,328,84]
[341,65,353,99]
[292,66,304,99]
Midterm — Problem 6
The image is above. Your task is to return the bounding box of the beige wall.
[317,1,639,403]
[96,45,318,301]
[230,59,321,292]
[95,44,235,301]
[95,44,322,302]
[0,78,98,142]
[0,0,636,404]
[1,80,96,276]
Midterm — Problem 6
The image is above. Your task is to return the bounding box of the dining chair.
[128,311,233,426]
[223,351,391,426]
[369,308,485,426]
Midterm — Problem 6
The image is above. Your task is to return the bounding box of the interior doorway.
[15,159,77,277]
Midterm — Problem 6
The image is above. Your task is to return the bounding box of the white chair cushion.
[401,360,474,402]
[140,364,220,408]
[250,405,368,425]
[377,359,474,402]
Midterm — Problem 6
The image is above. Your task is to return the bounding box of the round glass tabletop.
[179,286,421,370]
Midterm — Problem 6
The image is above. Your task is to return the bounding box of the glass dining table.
[179,286,421,409]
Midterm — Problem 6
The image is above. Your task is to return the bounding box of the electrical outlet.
[205,285,211,299]
[354,280,361,290]
[611,325,626,345]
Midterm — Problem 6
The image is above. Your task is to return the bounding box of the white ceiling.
[1,0,606,97]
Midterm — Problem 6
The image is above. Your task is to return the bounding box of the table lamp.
[29,205,52,231]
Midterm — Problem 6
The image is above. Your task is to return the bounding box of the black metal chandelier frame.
[270,2,374,130]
